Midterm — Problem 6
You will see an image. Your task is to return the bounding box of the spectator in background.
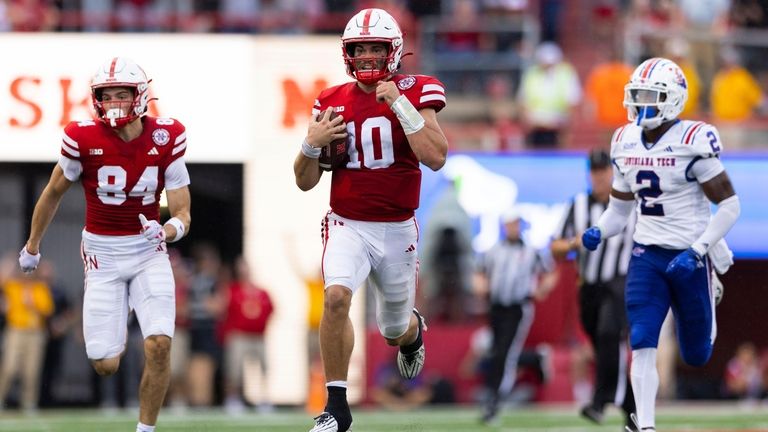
[730,0,768,83]
[419,180,474,323]
[371,354,433,411]
[0,0,11,31]
[0,252,54,411]
[665,38,702,118]
[710,46,766,122]
[518,42,581,149]
[79,0,113,32]
[723,342,764,401]
[167,249,193,411]
[476,209,558,424]
[220,256,274,414]
[436,0,493,93]
[7,0,59,31]
[677,0,731,108]
[583,46,634,129]
[37,261,77,408]
[187,243,225,407]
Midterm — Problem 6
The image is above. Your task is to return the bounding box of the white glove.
[139,213,166,245]
[19,246,41,273]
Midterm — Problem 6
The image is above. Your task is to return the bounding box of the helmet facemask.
[90,57,152,128]
[341,8,404,85]
[624,58,688,130]
[343,41,398,85]
[92,84,149,128]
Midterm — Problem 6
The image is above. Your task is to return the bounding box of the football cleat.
[397,308,427,379]
[625,413,656,432]
[580,404,604,424]
[309,412,352,432]
[712,269,724,306]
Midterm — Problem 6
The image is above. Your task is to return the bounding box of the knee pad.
[86,341,124,360]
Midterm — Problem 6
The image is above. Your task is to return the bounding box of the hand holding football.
[319,110,349,171]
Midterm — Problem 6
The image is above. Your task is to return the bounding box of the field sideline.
[1,403,767,432]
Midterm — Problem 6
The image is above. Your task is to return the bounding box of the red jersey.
[314,74,446,222]
[60,117,188,236]
[222,282,274,335]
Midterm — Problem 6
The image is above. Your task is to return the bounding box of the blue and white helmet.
[624,57,688,130]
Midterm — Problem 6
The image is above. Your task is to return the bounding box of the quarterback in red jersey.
[293,8,448,432]
[19,57,190,432]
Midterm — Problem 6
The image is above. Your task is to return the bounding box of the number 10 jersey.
[313,74,446,222]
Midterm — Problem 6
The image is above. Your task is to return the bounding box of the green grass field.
[1,403,766,431]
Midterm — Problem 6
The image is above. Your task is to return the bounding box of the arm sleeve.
[691,194,740,255]
[596,196,635,238]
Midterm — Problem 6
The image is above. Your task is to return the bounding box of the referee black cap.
[588,148,611,171]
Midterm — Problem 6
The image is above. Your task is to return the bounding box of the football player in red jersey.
[293,8,448,432]
[18,57,191,432]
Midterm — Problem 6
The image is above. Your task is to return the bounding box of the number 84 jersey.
[60,117,189,236]
[610,120,725,250]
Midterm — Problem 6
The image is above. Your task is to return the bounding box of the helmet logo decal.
[673,68,687,89]
[397,76,416,90]
[152,128,170,146]
[360,9,373,35]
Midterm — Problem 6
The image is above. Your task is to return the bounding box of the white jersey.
[610,120,725,249]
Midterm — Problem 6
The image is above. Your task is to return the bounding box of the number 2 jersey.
[313,74,446,222]
[59,117,190,236]
[610,120,725,249]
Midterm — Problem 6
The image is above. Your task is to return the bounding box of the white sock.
[326,380,348,389]
[136,422,155,432]
[631,348,658,430]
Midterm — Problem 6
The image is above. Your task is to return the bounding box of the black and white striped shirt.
[555,192,636,285]
[478,240,554,306]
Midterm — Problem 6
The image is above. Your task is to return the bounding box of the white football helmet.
[90,57,151,128]
[341,8,404,85]
[624,57,688,130]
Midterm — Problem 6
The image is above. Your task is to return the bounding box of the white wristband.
[390,95,425,135]
[301,139,321,159]
[164,217,185,243]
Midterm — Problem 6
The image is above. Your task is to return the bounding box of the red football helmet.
[341,8,404,85]
[90,57,152,128]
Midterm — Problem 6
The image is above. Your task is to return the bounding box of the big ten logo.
[281,77,328,129]
[6,76,162,129]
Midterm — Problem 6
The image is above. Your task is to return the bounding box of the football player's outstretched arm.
[165,186,192,241]
[25,164,73,254]
[294,108,346,191]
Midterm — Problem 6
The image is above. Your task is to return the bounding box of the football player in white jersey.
[18,57,191,432]
[581,58,740,431]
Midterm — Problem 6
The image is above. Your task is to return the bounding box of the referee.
[477,209,558,424]
[551,149,636,427]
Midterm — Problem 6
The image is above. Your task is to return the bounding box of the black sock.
[325,386,352,431]
[399,314,423,355]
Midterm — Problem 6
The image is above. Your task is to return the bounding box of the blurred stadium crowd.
[2,0,768,416]
[1,0,768,151]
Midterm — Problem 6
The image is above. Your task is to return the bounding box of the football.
[318,111,349,171]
